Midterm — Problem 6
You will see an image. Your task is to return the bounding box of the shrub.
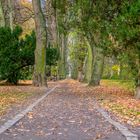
[0,26,35,84]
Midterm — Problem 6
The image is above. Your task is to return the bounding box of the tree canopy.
[0,0,139,98]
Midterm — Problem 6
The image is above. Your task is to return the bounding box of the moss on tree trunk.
[32,0,47,87]
[83,45,92,82]
[88,46,104,86]
[8,0,14,30]
[1,0,14,28]
[0,1,5,27]
[58,34,67,79]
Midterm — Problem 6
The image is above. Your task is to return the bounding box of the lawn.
[0,91,32,115]
[101,79,135,93]
[0,80,48,116]
[96,80,140,126]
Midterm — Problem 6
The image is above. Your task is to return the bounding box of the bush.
[0,26,35,84]
[46,45,59,66]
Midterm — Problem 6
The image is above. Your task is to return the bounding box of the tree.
[46,0,57,47]
[110,0,140,98]
[1,0,14,29]
[32,0,47,87]
[0,26,35,84]
[69,32,87,81]
[0,0,5,27]
[53,0,73,79]
[76,0,105,86]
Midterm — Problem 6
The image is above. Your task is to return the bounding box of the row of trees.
[0,0,139,98]
[51,0,140,98]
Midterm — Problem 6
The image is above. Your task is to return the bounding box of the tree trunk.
[78,71,83,82]
[46,0,57,47]
[83,45,92,82]
[1,0,14,28]
[119,62,123,79]
[85,32,104,86]
[32,0,47,87]
[8,0,14,30]
[135,86,140,99]
[58,33,67,79]
[0,0,5,27]
[89,47,104,86]
[135,68,140,99]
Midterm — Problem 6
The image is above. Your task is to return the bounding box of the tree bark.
[71,60,78,79]
[86,32,104,86]
[58,33,67,79]
[1,0,14,28]
[8,0,14,30]
[0,0,5,27]
[46,0,57,47]
[83,45,92,82]
[78,70,83,82]
[89,46,104,86]
[135,86,140,99]
[135,68,140,99]
[32,0,47,87]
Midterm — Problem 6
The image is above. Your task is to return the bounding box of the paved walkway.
[0,81,137,140]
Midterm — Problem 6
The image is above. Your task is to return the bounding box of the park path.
[0,80,128,140]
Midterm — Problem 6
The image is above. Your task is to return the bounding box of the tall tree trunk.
[58,33,67,79]
[135,86,140,99]
[135,60,140,99]
[119,62,123,79]
[0,0,5,27]
[86,32,104,86]
[46,0,57,47]
[83,45,92,82]
[1,0,14,28]
[89,47,104,86]
[78,70,83,82]
[71,60,78,79]
[8,0,14,30]
[32,0,47,87]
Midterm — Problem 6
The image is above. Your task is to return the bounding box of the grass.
[0,80,48,116]
[101,79,135,92]
[98,79,140,126]
[0,92,33,115]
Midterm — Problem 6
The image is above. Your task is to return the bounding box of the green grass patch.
[101,79,135,92]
